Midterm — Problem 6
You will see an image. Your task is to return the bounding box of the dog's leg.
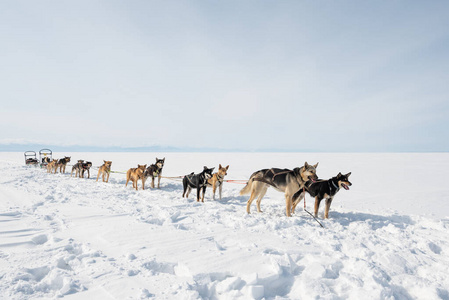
[219,183,222,201]
[96,169,101,182]
[285,194,293,217]
[246,188,260,214]
[151,177,155,189]
[212,181,217,200]
[256,185,268,213]
[196,185,201,202]
[291,190,304,214]
[201,186,206,202]
[246,191,256,214]
[157,174,161,188]
[314,197,322,218]
[324,197,333,219]
[186,186,191,198]
[106,171,110,183]
[182,179,187,197]
[142,177,145,190]
[87,169,90,179]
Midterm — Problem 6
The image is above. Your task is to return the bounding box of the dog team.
[43,156,352,219]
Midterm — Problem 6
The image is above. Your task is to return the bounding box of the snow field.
[1,152,449,299]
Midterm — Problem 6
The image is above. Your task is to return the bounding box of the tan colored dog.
[96,160,112,183]
[47,159,58,173]
[207,164,229,200]
[126,164,147,190]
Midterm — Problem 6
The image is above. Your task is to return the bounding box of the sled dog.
[71,160,84,177]
[80,161,93,178]
[126,164,147,190]
[47,159,58,173]
[96,160,112,183]
[143,158,165,188]
[293,172,352,219]
[240,162,319,217]
[182,166,215,202]
[57,156,71,173]
[207,164,229,200]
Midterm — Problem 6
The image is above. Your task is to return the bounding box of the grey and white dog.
[240,162,319,217]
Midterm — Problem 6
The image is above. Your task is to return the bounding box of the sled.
[24,151,39,165]
[39,148,53,168]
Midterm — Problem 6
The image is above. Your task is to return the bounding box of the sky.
[1,0,448,152]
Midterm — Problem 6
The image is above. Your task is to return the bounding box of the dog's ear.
[337,172,342,178]
[219,164,222,169]
[162,157,165,162]
[156,157,159,161]
[313,162,319,168]
[210,167,215,172]
[226,165,229,170]
[144,164,147,168]
[203,166,208,171]
[104,160,106,163]
[304,162,309,168]
[346,172,351,177]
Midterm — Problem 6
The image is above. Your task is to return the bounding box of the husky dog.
[71,160,85,177]
[143,158,165,188]
[80,161,93,178]
[42,156,51,164]
[182,166,215,202]
[96,160,112,183]
[47,159,58,173]
[240,162,319,217]
[126,164,147,190]
[294,172,352,219]
[207,164,229,200]
[58,156,71,173]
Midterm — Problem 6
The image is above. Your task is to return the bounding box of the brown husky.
[207,164,229,200]
[96,160,112,183]
[126,164,147,190]
[47,159,58,173]
[240,162,319,217]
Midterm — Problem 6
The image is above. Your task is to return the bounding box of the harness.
[330,179,339,190]
[216,173,224,181]
[266,168,293,181]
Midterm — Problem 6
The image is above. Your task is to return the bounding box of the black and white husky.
[182,166,215,202]
[144,157,165,188]
[295,172,352,219]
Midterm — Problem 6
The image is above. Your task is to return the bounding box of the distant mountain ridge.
[0,143,249,152]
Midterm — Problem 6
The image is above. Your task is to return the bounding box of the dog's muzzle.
[309,175,318,183]
[341,183,351,190]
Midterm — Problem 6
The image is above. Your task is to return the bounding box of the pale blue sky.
[1,1,448,151]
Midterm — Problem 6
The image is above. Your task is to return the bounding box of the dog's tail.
[239,170,262,195]
[239,179,252,195]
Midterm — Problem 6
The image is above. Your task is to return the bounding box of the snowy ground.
[1,152,449,300]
